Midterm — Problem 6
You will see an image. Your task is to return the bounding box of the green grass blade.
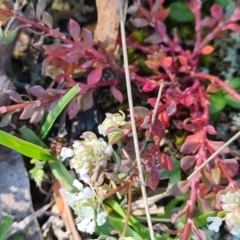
[0,130,52,160]
[49,157,74,191]
[105,198,164,240]
[0,130,74,190]
[19,126,46,147]
[0,216,14,240]
[40,85,80,139]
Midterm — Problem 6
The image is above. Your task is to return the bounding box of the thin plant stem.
[118,0,155,239]
[188,129,240,180]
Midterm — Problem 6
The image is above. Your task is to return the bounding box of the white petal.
[73,179,83,191]
[60,147,74,159]
[86,220,96,234]
[97,211,108,226]
[80,173,90,183]
[207,216,223,232]
[82,206,95,219]
[83,186,94,199]
[77,218,91,232]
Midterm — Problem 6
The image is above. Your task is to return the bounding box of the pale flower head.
[221,190,240,211]
[82,186,95,199]
[82,206,95,219]
[86,220,96,234]
[207,216,223,232]
[77,218,91,233]
[98,111,127,136]
[225,210,240,236]
[60,147,73,159]
[96,210,108,226]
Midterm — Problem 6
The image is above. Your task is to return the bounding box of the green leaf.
[194,211,216,228]
[209,93,226,114]
[0,130,53,161]
[214,0,229,8]
[0,130,74,190]
[161,155,181,184]
[0,216,14,240]
[225,94,240,109]
[49,157,74,191]
[40,85,80,139]
[169,3,194,23]
[0,27,20,45]
[19,126,46,147]
[108,216,143,240]
[226,77,240,90]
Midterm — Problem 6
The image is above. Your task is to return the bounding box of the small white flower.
[96,211,108,226]
[72,179,83,191]
[86,220,96,234]
[59,188,75,206]
[82,206,95,219]
[60,147,73,159]
[221,191,240,211]
[105,145,113,155]
[225,210,240,236]
[80,172,90,183]
[77,218,91,232]
[83,186,94,199]
[207,216,223,232]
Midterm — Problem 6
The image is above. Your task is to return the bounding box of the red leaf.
[223,159,239,178]
[67,96,81,120]
[212,166,221,184]
[166,101,176,117]
[127,4,138,14]
[226,23,240,32]
[5,90,24,103]
[169,180,189,196]
[206,125,217,135]
[158,153,174,170]
[20,104,38,120]
[151,0,161,13]
[131,18,149,28]
[180,141,199,154]
[201,45,214,55]
[148,98,157,108]
[82,28,93,48]
[30,106,44,123]
[206,140,230,154]
[178,55,188,66]
[87,66,105,84]
[0,111,15,127]
[69,19,81,42]
[28,85,47,98]
[162,57,172,68]
[184,95,194,107]
[144,32,162,45]
[81,89,94,111]
[180,155,196,171]
[80,60,93,69]
[143,83,156,92]
[210,4,224,21]
[111,86,123,103]
[188,0,200,14]
[201,17,217,29]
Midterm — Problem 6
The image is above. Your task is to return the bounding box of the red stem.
[194,72,240,102]
[0,95,59,114]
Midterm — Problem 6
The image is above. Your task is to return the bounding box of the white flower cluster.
[60,179,108,234]
[207,190,240,236]
[98,110,127,137]
[61,131,113,183]
[59,112,129,235]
